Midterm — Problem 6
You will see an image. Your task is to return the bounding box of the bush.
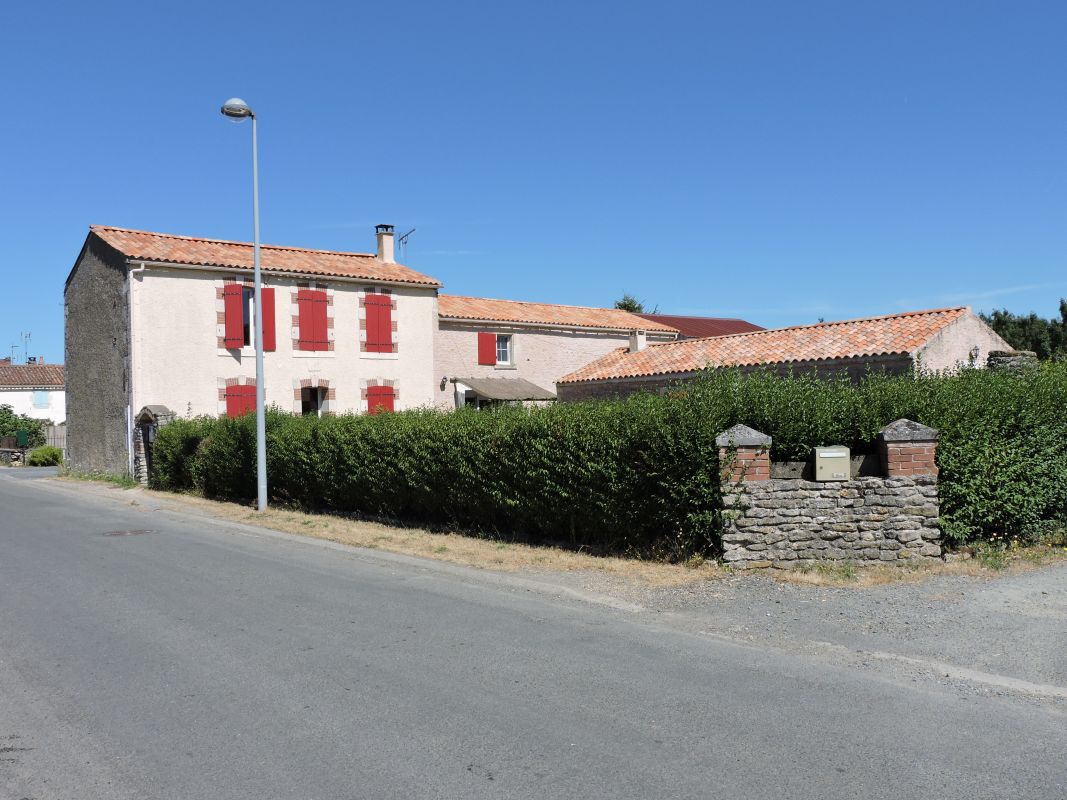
[26,445,63,466]
[148,363,1067,557]
[0,405,45,448]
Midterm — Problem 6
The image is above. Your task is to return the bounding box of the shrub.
[26,445,63,466]
[0,405,45,448]
[148,363,1067,557]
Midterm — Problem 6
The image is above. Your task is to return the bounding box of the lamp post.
[220,97,268,511]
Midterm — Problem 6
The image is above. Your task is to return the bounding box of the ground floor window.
[225,384,256,417]
[367,385,395,414]
[301,386,326,416]
[496,334,512,365]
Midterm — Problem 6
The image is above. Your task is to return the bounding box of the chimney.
[628,330,647,353]
[376,224,395,263]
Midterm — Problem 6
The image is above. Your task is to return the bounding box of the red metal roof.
[560,307,971,384]
[90,225,441,287]
[635,313,764,338]
[439,294,679,333]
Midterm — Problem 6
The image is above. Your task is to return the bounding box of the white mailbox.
[814,446,850,481]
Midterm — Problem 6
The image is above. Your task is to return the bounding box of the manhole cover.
[102,529,154,537]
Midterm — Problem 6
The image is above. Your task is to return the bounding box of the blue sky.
[2,0,1064,363]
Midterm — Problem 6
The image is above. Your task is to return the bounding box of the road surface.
[1,469,1063,799]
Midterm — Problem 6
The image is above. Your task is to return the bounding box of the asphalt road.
[1,471,1064,799]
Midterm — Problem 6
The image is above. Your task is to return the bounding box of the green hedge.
[26,445,63,466]
[149,364,1067,557]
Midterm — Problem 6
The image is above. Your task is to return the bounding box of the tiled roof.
[559,307,971,383]
[90,225,442,287]
[636,313,764,338]
[438,294,679,333]
[0,363,64,389]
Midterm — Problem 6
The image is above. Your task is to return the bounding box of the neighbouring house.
[635,313,764,339]
[0,359,65,422]
[434,295,680,409]
[65,224,441,475]
[557,307,1012,401]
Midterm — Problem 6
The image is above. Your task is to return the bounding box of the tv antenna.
[397,228,416,262]
[22,332,31,364]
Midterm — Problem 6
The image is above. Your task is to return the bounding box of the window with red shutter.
[223,284,245,349]
[297,289,328,351]
[367,385,394,414]
[477,331,496,365]
[225,384,257,417]
[260,287,276,352]
[365,293,393,353]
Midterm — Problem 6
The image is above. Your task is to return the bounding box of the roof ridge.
[638,312,758,323]
[90,225,377,259]
[636,306,970,350]
[440,293,648,315]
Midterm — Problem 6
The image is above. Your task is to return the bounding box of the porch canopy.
[452,377,556,401]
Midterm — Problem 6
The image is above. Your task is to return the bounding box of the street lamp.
[220,97,268,512]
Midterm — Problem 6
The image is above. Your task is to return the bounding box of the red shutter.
[365,293,393,352]
[477,332,496,365]
[223,284,244,348]
[226,384,256,417]
[260,287,276,352]
[367,386,394,414]
[297,289,328,351]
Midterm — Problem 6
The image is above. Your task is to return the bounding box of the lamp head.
[221,97,254,121]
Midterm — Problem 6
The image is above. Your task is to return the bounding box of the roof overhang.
[452,377,557,401]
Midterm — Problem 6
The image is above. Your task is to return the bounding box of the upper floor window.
[224,283,275,351]
[364,292,394,353]
[296,289,329,351]
[496,334,512,365]
[477,331,513,366]
[32,390,49,409]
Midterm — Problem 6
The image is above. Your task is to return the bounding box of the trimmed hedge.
[149,364,1067,557]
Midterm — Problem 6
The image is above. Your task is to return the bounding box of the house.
[635,313,764,339]
[0,359,65,422]
[64,224,441,475]
[434,295,679,408]
[557,307,1012,401]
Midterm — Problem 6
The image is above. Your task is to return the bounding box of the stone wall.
[722,476,941,569]
[64,233,132,475]
[718,419,943,569]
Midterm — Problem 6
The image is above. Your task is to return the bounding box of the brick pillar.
[716,424,772,482]
[878,419,939,477]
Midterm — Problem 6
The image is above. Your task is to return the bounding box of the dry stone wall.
[717,419,943,570]
[722,476,941,569]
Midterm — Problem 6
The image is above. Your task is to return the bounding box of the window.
[496,334,512,365]
[223,284,275,351]
[365,292,393,352]
[301,386,325,416]
[367,385,394,414]
[32,390,49,409]
[297,289,329,351]
[225,384,256,417]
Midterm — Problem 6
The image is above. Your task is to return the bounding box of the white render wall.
[129,267,438,418]
[916,312,1012,373]
[433,322,675,409]
[0,389,66,422]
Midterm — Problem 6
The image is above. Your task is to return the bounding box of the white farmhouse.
[0,359,65,422]
[64,224,441,475]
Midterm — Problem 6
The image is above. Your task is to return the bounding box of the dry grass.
[132,488,721,588]
[774,546,1067,588]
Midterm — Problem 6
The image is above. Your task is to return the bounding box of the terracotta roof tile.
[90,225,441,287]
[438,294,679,333]
[0,363,64,389]
[559,307,971,383]
[635,313,764,338]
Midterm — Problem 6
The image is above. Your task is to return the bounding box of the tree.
[615,294,649,313]
[0,405,45,447]
[980,299,1067,360]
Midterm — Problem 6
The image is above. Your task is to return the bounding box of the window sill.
[360,351,399,360]
[293,349,335,358]
[494,364,517,370]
